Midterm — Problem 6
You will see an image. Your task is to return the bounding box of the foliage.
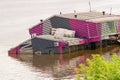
[75,54,120,80]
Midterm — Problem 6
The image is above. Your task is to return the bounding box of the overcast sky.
[0,0,120,53]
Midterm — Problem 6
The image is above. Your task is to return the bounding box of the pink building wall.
[87,37,101,43]
[29,23,43,36]
[69,19,101,43]
[87,22,101,38]
[58,42,68,53]
[79,39,87,44]
[69,19,89,38]
[118,20,120,34]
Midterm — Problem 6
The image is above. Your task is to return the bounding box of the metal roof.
[58,11,120,23]
[29,11,120,29]
[87,16,120,23]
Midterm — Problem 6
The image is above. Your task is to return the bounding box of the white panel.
[43,19,52,35]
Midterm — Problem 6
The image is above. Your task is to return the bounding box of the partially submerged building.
[8,11,120,54]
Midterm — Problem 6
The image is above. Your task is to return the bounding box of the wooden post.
[68,46,71,54]
[100,40,102,54]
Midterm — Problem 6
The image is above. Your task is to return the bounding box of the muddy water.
[7,44,120,80]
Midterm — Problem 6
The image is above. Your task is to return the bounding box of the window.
[31,33,36,38]
[54,42,58,46]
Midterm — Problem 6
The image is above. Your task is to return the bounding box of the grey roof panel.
[58,11,120,22]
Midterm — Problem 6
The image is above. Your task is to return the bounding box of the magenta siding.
[69,19,89,38]
[8,46,20,54]
[118,20,120,33]
[58,42,68,53]
[88,37,101,43]
[29,23,43,36]
[79,37,101,44]
[69,19,101,43]
[87,22,101,38]
[79,40,87,44]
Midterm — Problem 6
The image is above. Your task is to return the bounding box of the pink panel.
[88,37,101,42]
[79,40,87,44]
[29,23,43,36]
[8,46,20,54]
[69,19,89,38]
[58,42,68,54]
[69,18,102,44]
[59,54,69,65]
[87,22,101,38]
[79,37,101,44]
[69,19,101,39]
[118,20,120,33]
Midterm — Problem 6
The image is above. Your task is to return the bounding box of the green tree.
[75,54,120,80]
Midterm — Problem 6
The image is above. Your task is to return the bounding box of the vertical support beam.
[68,46,71,54]
[59,47,63,54]
[100,40,102,54]
[33,51,35,55]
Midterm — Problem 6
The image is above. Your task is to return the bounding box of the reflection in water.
[8,45,120,79]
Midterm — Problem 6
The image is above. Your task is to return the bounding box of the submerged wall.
[8,46,20,54]
[31,38,60,54]
[118,20,120,34]
[8,39,33,54]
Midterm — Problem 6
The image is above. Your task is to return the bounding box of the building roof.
[29,11,120,29]
[87,16,120,23]
[37,35,83,46]
[58,11,120,23]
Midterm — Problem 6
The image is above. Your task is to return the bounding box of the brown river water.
[1,44,120,80]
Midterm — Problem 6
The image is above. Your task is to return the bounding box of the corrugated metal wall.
[87,22,101,38]
[43,19,52,35]
[28,16,120,43]
[118,20,120,34]
[101,21,117,36]
[69,18,101,41]
[50,16,71,29]
[69,19,89,38]
[31,38,59,54]
[29,23,43,36]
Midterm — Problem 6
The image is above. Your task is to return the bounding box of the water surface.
[6,44,120,80]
